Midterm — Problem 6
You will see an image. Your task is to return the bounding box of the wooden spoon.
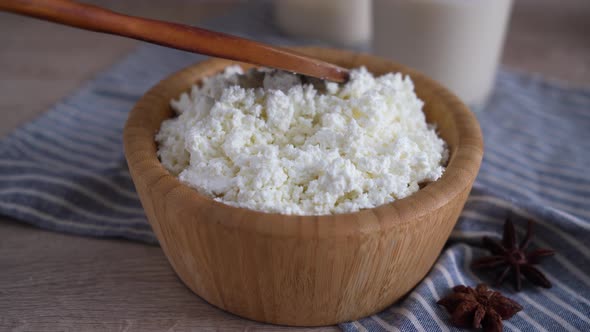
[0,0,350,82]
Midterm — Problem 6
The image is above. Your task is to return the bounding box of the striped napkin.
[1,5,588,331]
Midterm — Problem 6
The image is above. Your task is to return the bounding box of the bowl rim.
[123,46,483,239]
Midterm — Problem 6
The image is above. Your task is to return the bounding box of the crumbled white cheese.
[156,66,448,215]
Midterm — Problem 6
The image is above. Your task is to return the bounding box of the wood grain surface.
[1,0,589,331]
[0,220,337,332]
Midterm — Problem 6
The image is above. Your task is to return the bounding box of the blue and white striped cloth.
[1,5,588,332]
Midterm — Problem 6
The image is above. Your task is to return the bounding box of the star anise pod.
[437,284,522,332]
[471,216,555,291]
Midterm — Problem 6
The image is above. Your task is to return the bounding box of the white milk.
[273,0,372,47]
[373,0,513,109]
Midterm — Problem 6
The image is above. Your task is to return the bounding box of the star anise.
[471,216,555,291]
[437,284,522,332]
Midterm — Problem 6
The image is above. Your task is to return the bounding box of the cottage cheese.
[156,66,448,215]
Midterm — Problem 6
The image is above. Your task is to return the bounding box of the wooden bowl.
[123,47,483,326]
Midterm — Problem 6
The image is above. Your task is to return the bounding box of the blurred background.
[1,0,588,136]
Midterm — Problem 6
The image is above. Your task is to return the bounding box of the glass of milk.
[373,0,513,110]
[273,0,372,48]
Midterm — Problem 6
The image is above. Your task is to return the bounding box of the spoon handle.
[0,0,349,82]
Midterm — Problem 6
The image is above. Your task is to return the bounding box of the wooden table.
[1,0,588,330]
